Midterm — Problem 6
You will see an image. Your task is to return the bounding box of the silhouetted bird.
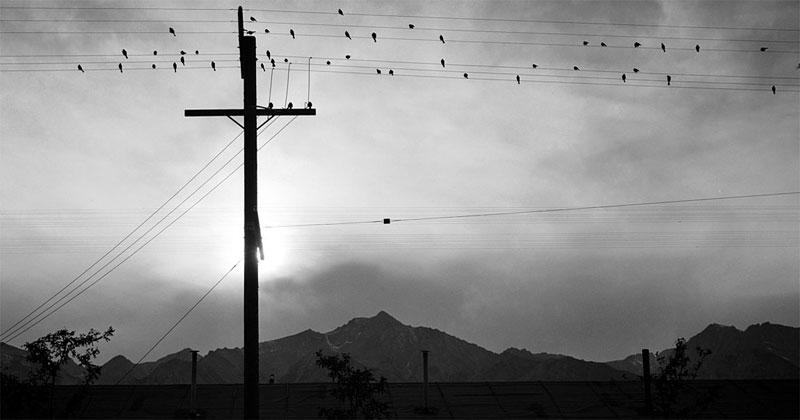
[246,30,255,35]
[441,58,445,68]
[122,49,128,59]
[180,56,185,65]
[338,8,343,15]
[287,102,293,109]
[634,42,641,48]
[772,85,776,94]
[118,63,123,73]
[290,29,295,39]
[264,28,270,33]
[169,27,176,36]
[152,64,156,69]
[345,55,351,59]
[389,69,394,75]
[666,75,671,86]
[326,60,331,65]
[600,42,607,47]
[180,50,186,55]
[439,34,445,43]
[195,50,199,54]
[261,63,265,71]
[531,64,538,68]
[573,66,580,70]
[345,31,351,40]
[372,32,377,42]
[211,61,216,71]
[583,41,588,46]
[268,102,273,109]
[408,24,415,29]
[621,73,626,82]
[153,50,158,55]
[77,64,84,73]
[266,50,271,60]
[463,73,468,79]
[271,58,275,67]
[376,69,381,74]
[516,75,520,84]
[250,16,257,22]
[696,44,700,52]
[284,58,289,63]
[633,67,640,73]
[661,43,665,52]
[760,47,768,51]
[173,62,177,72]
[307,101,313,108]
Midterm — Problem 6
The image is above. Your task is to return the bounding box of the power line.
[114,259,241,385]
[2,117,298,343]
[264,191,800,229]
[0,130,243,340]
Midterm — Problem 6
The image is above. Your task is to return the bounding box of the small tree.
[24,326,114,418]
[315,350,391,419]
[653,337,713,419]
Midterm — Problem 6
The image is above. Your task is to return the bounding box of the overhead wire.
[2,117,299,343]
[114,259,241,385]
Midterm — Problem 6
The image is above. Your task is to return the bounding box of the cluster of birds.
[74,9,784,94]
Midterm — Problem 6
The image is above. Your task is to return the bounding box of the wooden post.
[642,348,652,415]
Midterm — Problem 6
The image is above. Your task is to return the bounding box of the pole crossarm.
[184,109,316,117]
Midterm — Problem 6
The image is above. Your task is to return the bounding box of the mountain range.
[2,311,797,385]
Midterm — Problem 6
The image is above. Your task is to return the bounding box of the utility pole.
[184,6,315,419]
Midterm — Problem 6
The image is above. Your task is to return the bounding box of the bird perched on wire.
[372,32,377,42]
[118,63,123,73]
[441,58,445,68]
[408,24,415,29]
[260,63,265,71]
[633,67,640,73]
[516,75,520,84]
[250,16,257,22]
[760,47,768,51]
[180,50,186,55]
[345,55,351,59]
[696,44,700,52]
[246,30,254,35]
[634,42,641,48]
[531,64,538,68]
[268,102,274,109]
[345,30,351,40]
[211,61,216,71]
[284,58,289,63]
[264,28,270,33]
[173,62,177,73]
[573,66,580,70]
[621,73,626,83]
[338,8,343,15]
[463,73,469,79]
[667,75,672,86]
[77,64,84,73]
[600,42,607,47]
[153,50,158,55]
[661,43,666,52]
[389,69,394,76]
[195,50,199,55]
[583,41,588,46]
[287,102,293,109]
[271,58,276,67]
[772,85,776,94]
[439,34,445,43]
[290,29,295,39]
[376,69,381,74]
[266,50,271,60]
[122,49,128,59]
[152,64,156,69]
[326,60,331,65]
[169,27,176,36]
[180,56,185,66]
[306,101,313,108]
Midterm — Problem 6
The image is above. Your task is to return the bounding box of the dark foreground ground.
[2,380,797,419]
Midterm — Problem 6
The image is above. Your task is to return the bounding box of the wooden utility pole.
[185,6,315,419]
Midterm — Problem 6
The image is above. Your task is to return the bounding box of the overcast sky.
[1,0,798,365]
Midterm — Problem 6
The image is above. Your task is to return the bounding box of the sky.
[1,0,798,366]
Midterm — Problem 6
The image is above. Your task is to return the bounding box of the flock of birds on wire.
[73,7,788,95]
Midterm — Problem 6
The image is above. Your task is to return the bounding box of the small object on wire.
[180,56,185,66]
[389,69,394,76]
[250,16,257,22]
[633,67,640,73]
[441,58,445,68]
[439,34,445,43]
[154,50,158,55]
[666,74,671,86]
[371,32,377,42]
[383,219,391,224]
[463,73,468,79]
[696,44,700,52]
[122,49,128,59]
[173,62,177,73]
[760,46,768,51]
[118,63,123,73]
[621,73,626,83]
[261,63,265,71]
[772,85,776,94]
[77,64,84,73]
[152,64,156,69]
[169,27,176,36]
[265,28,270,33]
[287,102,293,109]
[582,41,588,46]
[306,101,313,108]
[345,55,351,59]
[345,30,351,40]
[211,61,216,71]
[531,64,538,68]
[516,75,520,84]
[600,42,607,47]
[180,50,186,55]
[573,66,580,70]
[338,8,343,15]
[290,29,295,39]
[326,60,331,65]
[634,41,641,48]
[408,24,415,29]
[266,50,271,60]
[376,69,381,74]
[661,43,666,52]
